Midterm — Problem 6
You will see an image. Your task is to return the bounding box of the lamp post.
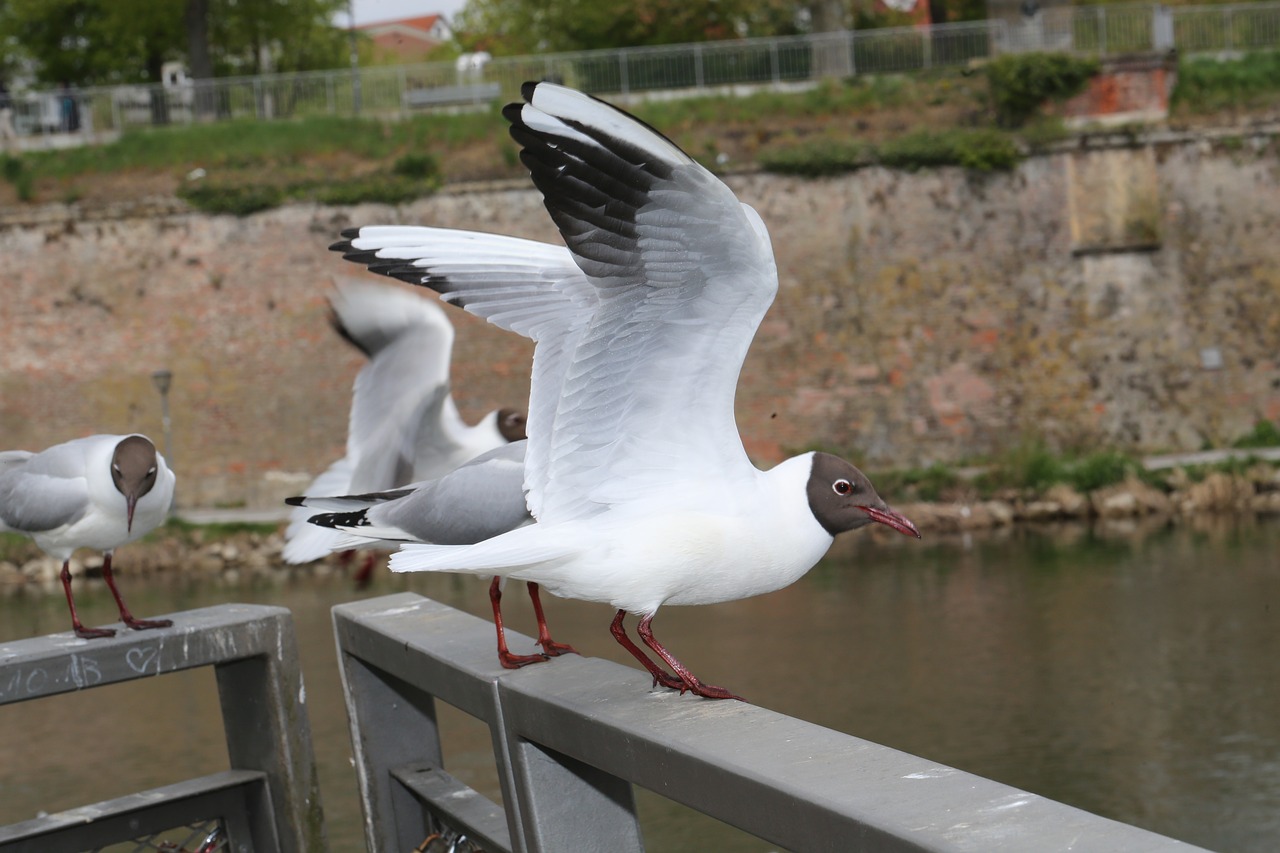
[151,369,175,511]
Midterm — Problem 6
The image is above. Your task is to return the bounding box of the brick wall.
[2,134,1277,506]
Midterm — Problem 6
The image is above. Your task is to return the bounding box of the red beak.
[858,505,922,539]
[126,495,137,533]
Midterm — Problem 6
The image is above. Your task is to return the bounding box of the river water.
[1,517,1277,851]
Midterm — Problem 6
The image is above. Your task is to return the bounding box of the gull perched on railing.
[0,434,174,639]
[282,279,527,580]
[329,82,920,700]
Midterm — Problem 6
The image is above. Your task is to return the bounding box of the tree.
[0,0,348,87]
[456,0,800,55]
[0,0,184,86]
[206,0,348,76]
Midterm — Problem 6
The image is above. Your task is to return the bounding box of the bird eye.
[832,479,853,495]
[147,467,156,475]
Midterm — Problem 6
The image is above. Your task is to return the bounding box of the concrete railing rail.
[334,592,1206,852]
[0,605,325,853]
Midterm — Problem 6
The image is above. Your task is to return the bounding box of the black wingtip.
[340,227,361,238]
[284,496,305,506]
[329,240,353,252]
[521,80,537,101]
[342,249,384,265]
[309,509,369,530]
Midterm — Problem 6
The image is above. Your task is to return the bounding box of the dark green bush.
[313,173,438,206]
[392,152,439,180]
[1173,51,1280,113]
[1233,419,1280,449]
[178,182,284,216]
[1066,451,1134,493]
[758,138,871,176]
[179,169,439,215]
[877,128,1022,172]
[1,154,34,201]
[986,52,1100,127]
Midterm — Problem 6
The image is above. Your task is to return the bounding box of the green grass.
[4,51,1277,211]
[148,517,283,542]
[758,137,872,176]
[877,127,1022,172]
[1233,419,1280,449]
[1172,50,1280,114]
[973,442,1139,494]
[19,110,501,182]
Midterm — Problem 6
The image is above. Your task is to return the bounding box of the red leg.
[526,582,578,657]
[490,577,547,668]
[637,614,743,701]
[352,552,376,590]
[101,552,171,632]
[60,560,114,639]
[609,610,683,690]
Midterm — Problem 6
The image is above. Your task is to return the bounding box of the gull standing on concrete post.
[0,434,175,639]
[282,279,527,577]
[331,82,920,700]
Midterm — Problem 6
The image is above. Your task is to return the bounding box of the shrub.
[986,52,1100,127]
[876,128,1022,172]
[1066,451,1134,493]
[392,152,439,180]
[178,182,284,216]
[1,154,34,201]
[314,173,438,206]
[758,138,871,176]
[1173,51,1280,114]
[178,169,439,215]
[1233,419,1280,449]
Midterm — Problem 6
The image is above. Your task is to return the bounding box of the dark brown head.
[111,435,160,532]
[497,408,528,442]
[806,452,921,539]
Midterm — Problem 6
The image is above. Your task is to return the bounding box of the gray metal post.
[332,594,534,853]
[214,616,327,853]
[0,604,325,853]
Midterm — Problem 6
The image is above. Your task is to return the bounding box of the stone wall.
[1,132,1277,507]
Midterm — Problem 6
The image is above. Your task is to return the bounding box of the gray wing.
[331,226,592,521]
[0,453,89,534]
[301,441,530,546]
[331,279,461,493]
[500,83,779,522]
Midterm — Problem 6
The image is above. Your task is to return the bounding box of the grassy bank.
[2,51,1276,212]
[847,420,1280,504]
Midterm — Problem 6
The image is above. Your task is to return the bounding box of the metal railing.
[333,591,1206,852]
[0,604,325,853]
[5,0,1279,147]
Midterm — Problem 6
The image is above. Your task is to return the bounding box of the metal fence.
[0,604,324,853]
[334,591,1206,852]
[6,1,1280,146]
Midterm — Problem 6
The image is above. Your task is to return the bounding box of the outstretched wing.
[334,82,779,525]
[501,82,778,522]
[331,226,592,521]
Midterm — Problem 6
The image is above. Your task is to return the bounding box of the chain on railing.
[6,1,1280,143]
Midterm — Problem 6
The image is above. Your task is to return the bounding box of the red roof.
[356,14,443,35]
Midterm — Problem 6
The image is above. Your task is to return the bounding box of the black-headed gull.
[289,440,575,666]
[331,82,920,699]
[282,278,527,572]
[0,434,174,639]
